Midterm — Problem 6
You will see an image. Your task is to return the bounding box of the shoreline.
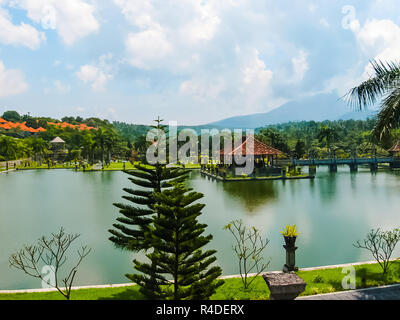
[0,259,390,294]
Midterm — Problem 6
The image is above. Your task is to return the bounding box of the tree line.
[256,119,400,159]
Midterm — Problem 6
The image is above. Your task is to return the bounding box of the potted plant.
[281,225,299,272]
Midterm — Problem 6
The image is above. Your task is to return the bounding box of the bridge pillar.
[329,164,337,173]
[308,165,316,175]
[390,160,400,169]
[369,163,378,172]
[349,163,358,172]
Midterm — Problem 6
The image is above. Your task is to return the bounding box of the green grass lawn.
[15,161,156,172]
[17,162,76,170]
[1,261,399,300]
[87,162,199,171]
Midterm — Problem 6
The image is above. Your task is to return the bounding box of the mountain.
[206,93,376,129]
[337,110,377,121]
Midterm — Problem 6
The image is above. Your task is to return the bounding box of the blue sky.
[0,0,399,125]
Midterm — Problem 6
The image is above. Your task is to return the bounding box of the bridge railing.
[290,157,394,166]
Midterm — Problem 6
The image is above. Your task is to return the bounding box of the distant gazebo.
[215,135,284,177]
[50,136,65,148]
[220,135,283,167]
[50,137,66,161]
[389,141,400,158]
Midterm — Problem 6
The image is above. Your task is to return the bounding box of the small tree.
[9,227,91,300]
[129,183,224,300]
[224,220,270,289]
[353,228,400,275]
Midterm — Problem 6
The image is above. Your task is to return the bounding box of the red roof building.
[0,119,46,133]
[48,121,97,131]
[220,135,283,156]
[220,135,283,167]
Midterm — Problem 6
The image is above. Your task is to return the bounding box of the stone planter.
[283,236,298,272]
[263,272,306,300]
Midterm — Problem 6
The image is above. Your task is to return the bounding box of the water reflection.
[221,180,277,213]
[1,168,400,289]
[316,171,338,203]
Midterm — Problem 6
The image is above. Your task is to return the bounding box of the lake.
[1,167,400,290]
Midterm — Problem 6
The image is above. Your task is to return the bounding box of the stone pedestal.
[263,272,306,300]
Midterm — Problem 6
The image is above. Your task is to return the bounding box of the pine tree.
[109,116,186,251]
[109,164,187,251]
[130,183,224,300]
[109,116,188,299]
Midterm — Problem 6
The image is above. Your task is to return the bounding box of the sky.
[0,0,399,126]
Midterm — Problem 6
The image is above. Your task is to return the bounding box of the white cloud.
[179,77,225,100]
[125,27,172,70]
[9,0,99,45]
[350,18,400,79]
[76,65,108,91]
[323,66,366,97]
[115,0,223,70]
[356,19,400,63]
[291,50,309,82]
[76,54,113,91]
[179,0,220,44]
[0,7,45,49]
[113,0,156,29]
[326,17,400,97]
[44,80,71,95]
[0,60,28,97]
[240,48,274,112]
[242,49,273,88]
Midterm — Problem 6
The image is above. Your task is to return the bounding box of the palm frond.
[345,60,400,110]
[372,86,400,140]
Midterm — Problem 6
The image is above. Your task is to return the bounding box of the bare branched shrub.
[9,227,91,300]
[353,228,400,275]
[224,219,270,289]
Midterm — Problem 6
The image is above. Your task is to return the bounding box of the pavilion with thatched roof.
[389,141,400,158]
[220,135,283,167]
[199,135,285,179]
[50,137,67,161]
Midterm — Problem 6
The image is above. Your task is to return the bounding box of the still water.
[1,167,399,290]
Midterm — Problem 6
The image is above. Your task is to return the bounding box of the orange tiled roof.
[0,119,96,133]
[220,136,283,156]
[0,119,46,133]
[48,121,97,131]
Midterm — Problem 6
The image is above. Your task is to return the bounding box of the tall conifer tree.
[109,117,187,298]
[129,183,224,300]
[109,116,186,250]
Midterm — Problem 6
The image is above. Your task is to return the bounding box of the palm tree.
[317,126,339,157]
[104,129,118,165]
[94,128,106,169]
[29,137,48,165]
[346,60,400,140]
[82,134,95,165]
[134,135,149,162]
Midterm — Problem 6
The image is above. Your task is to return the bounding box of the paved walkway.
[298,284,400,300]
[0,169,16,174]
